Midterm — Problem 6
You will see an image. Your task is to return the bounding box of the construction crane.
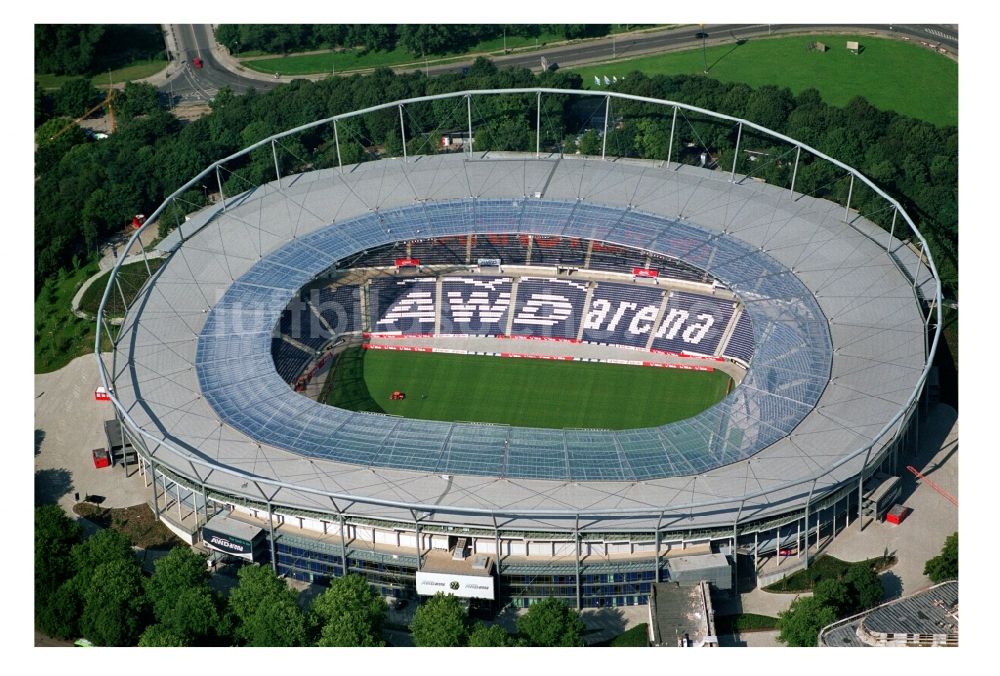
[48,87,116,142]
[906,465,958,507]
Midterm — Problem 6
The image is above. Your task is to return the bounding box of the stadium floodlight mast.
[94,87,940,550]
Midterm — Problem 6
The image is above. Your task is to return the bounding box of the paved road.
[158,23,958,105]
[162,23,268,104]
[421,24,957,78]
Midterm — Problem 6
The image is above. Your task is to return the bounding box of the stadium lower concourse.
[97,89,940,610]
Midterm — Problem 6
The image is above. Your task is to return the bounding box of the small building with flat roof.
[664,553,732,592]
[648,581,716,647]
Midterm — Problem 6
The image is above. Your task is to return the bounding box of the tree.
[410,593,468,647]
[34,506,84,638]
[34,117,89,175]
[578,129,601,156]
[562,25,610,40]
[55,78,102,119]
[468,56,498,78]
[238,595,308,647]
[632,117,670,160]
[924,532,958,583]
[144,548,222,644]
[114,81,161,122]
[145,547,211,620]
[813,578,852,617]
[79,557,149,646]
[35,24,107,75]
[844,563,884,611]
[35,81,54,128]
[516,597,585,647]
[398,25,453,56]
[70,528,134,580]
[309,574,386,647]
[474,118,532,152]
[776,595,837,647]
[138,624,188,647]
[35,580,82,639]
[162,587,222,644]
[228,564,306,647]
[34,505,83,591]
[468,622,518,647]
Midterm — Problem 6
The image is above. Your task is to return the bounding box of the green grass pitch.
[323,347,732,429]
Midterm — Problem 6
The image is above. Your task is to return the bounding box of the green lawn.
[595,623,649,646]
[36,58,168,91]
[574,34,957,127]
[324,347,731,429]
[35,262,113,374]
[77,258,163,317]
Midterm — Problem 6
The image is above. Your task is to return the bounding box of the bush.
[924,532,958,583]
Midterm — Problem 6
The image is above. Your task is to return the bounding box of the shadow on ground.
[582,606,627,643]
[717,633,748,647]
[880,571,903,600]
[34,468,74,505]
[897,404,958,504]
[35,429,45,456]
[706,38,748,72]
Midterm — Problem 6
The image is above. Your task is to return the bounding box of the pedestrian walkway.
[35,353,152,513]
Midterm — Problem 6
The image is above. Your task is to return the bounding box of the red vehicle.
[193,57,204,69]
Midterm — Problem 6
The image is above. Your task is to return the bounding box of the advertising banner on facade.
[395,258,420,267]
[416,571,495,599]
[202,528,255,560]
[632,267,659,278]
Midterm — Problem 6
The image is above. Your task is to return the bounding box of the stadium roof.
[196,198,830,481]
[109,152,935,531]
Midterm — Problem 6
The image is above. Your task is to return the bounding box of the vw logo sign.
[450,581,460,590]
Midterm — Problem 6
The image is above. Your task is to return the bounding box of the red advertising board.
[632,267,659,278]
[395,258,420,267]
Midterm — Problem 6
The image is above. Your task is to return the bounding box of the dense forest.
[214,24,614,58]
[33,58,957,297]
[34,24,167,76]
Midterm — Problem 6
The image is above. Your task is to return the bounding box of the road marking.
[923,28,956,41]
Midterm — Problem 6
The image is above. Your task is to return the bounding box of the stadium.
[96,88,940,611]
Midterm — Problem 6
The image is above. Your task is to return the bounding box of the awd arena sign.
[202,528,255,560]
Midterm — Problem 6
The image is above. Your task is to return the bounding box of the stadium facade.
[96,89,940,610]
